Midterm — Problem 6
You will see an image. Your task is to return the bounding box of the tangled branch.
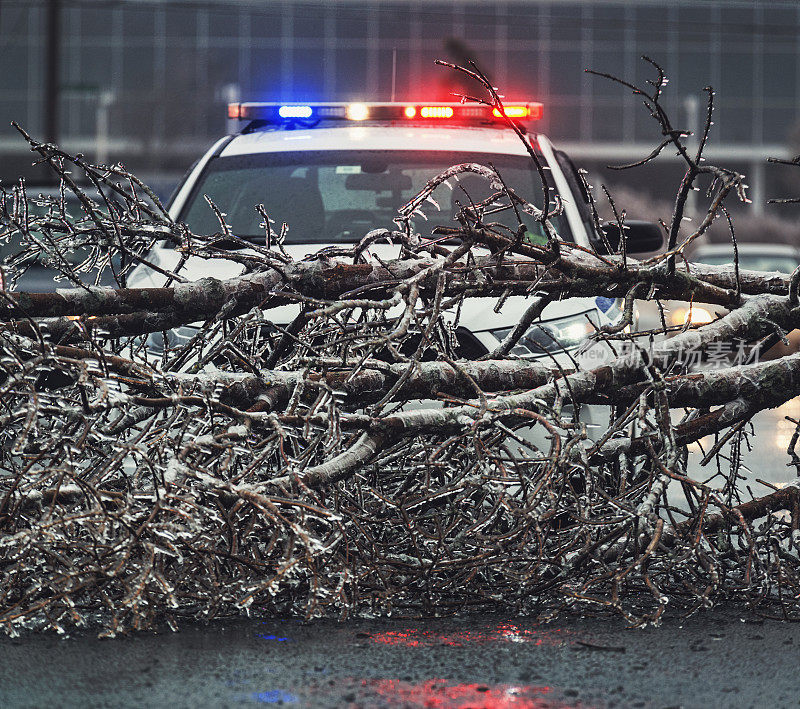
[1,59,800,636]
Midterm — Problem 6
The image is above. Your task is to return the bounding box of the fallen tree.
[1,59,800,636]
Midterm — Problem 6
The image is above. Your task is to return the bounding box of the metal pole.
[391,48,397,103]
[44,0,61,144]
[222,83,241,135]
[391,47,397,103]
[95,90,114,165]
[750,160,765,217]
[683,95,699,218]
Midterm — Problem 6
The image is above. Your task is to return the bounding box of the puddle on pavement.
[349,678,582,708]
[242,619,587,706]
[245,677,587,708]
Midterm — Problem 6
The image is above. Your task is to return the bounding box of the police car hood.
[131,241,600,331]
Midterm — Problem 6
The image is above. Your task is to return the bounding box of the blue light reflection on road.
[250,689,299,703]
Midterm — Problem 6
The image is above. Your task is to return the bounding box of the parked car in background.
[1,184,130,292]
[668,242,800,359]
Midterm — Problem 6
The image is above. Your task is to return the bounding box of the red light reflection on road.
[365,678,574,708]
[369,623,569,648]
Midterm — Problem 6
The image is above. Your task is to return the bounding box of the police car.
[129,101,661,367]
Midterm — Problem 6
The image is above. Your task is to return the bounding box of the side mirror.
[595,220,664,255]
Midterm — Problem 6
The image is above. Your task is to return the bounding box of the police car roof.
[220,125,538,158]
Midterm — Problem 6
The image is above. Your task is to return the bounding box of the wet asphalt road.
[0,610,797,708]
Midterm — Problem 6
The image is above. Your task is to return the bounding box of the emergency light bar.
[227,101,543,125]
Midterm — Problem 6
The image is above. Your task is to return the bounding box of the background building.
[1,0,799,211]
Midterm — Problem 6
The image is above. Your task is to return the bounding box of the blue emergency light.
[277,105,314,119]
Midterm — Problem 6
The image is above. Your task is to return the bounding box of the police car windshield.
[180,150,569,245]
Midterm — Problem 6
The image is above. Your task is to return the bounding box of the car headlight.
[489,311,597,357]
[670,305,714,327]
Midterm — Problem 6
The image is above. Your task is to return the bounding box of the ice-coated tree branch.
[2,58,800,636]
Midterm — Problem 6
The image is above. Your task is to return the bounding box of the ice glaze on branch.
[4,56,800,635]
